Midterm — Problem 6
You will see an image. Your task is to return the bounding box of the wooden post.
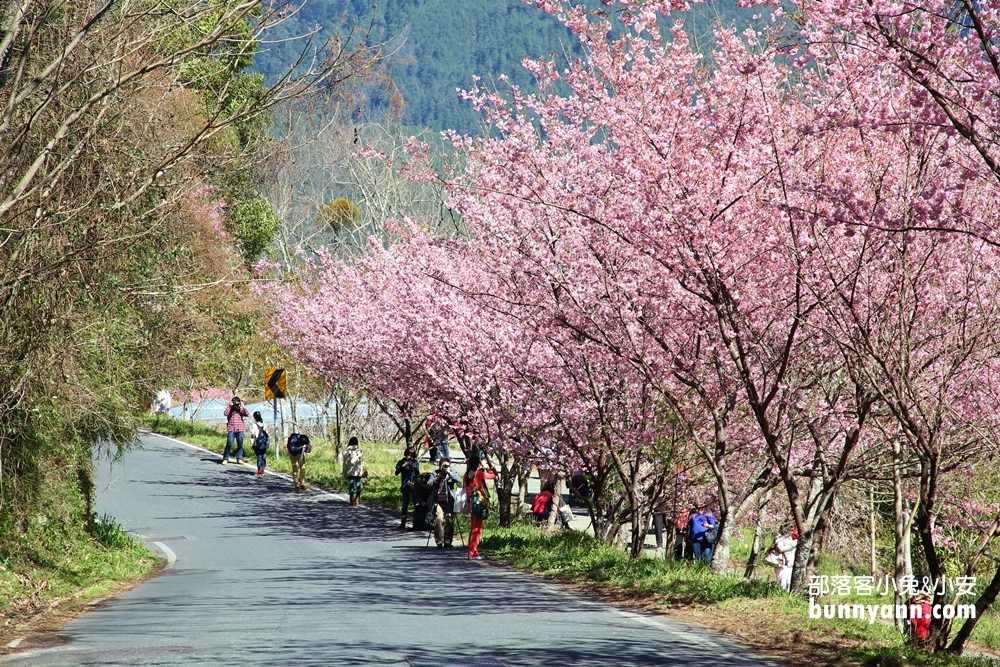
[273,398,279,461]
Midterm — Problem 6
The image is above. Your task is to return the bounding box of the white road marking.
[151,541,176,567]
[5,638,23,649]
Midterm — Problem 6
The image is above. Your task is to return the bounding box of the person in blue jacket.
[395,447,420,529]
[689,507,718,564]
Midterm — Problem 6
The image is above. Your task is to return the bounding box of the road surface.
[2,433,774,667]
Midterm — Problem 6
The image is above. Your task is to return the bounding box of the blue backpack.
[255,426,270,452]
[287,433,310,456]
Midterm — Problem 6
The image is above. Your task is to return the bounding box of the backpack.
[286,433,304,456]
[471,484,490,520]
[532,491,552,516]
[255,426,270,452]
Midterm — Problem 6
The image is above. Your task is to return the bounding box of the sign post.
[265,368,287,461]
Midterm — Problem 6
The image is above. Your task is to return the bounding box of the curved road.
[3,433,775,667]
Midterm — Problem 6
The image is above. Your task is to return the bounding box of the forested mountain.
[255,0,752,134]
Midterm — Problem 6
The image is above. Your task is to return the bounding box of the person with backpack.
[221,396,249,465]
[342,437,365,505]
[430,458,462,548]
[532,482,556,523]
[249,411,270,477]
[673,506,693,560]
[463,453,496,560]
[689,506,717,564]
[394,447,420,528]
[411,471,434,531]
[286,432,311,492]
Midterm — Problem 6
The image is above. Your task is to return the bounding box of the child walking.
[342,437,365,505]
[250,411,270,477]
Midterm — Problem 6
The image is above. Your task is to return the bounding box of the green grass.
[0,515,158,640]
[478,520,995,667]
[482,519,781,605]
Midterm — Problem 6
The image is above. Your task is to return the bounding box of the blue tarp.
[169,399,351,426]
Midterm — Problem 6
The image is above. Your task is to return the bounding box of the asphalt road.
[3,433,774,667]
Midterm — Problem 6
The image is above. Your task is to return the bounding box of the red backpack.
[532,491,553,515]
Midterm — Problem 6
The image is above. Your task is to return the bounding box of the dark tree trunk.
[745,489,771,578]
[948,563,1000,655]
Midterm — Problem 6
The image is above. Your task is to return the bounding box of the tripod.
[424,510,466,548]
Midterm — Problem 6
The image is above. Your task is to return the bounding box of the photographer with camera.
[222,396,250,465]
[430,458,462,548]
[394,446,420,528]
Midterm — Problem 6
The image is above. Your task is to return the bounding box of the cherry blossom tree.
[268,1,1000,641]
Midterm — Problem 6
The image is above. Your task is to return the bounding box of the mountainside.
[255,1,752,134]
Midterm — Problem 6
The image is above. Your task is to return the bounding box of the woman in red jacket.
[463,454,496,560]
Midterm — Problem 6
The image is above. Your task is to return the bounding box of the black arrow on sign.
[267,368,286,399]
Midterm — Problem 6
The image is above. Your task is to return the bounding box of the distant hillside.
[255,0,755,134]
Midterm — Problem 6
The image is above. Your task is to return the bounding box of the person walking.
[222,396,249,465]
[342,437,365,505]
[673,506,692,560]
[464,454,496,560]
[286,432,311,492]
[430,459,461,548]
[650,493,672,558]
[395,447,420,528]
[689,506,717,564]
[249,411,270,477]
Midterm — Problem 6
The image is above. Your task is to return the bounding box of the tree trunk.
[548,475,565,529]
[77,456,94,532]
[335,397,342,459]
[516,466,528,516]
[914,455,952,650]
[870,484,878,578]
[892,438,915,633]
[496,457,517,527]
[711,518,734,574]
[790,532,815,594]
[745,489,771,578]
[948,563,1000,655]
[403,417,412,450]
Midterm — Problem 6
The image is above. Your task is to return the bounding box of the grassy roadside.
[0,515,160,652]
[480,522,996,667]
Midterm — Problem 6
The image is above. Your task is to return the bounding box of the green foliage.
[146,415,228,441]
[161,1,270,147]
[252,0,759,134]
[0,431,156,640]
[225,193,281,265]
[91,514,133,550]
[319,197,362,233]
